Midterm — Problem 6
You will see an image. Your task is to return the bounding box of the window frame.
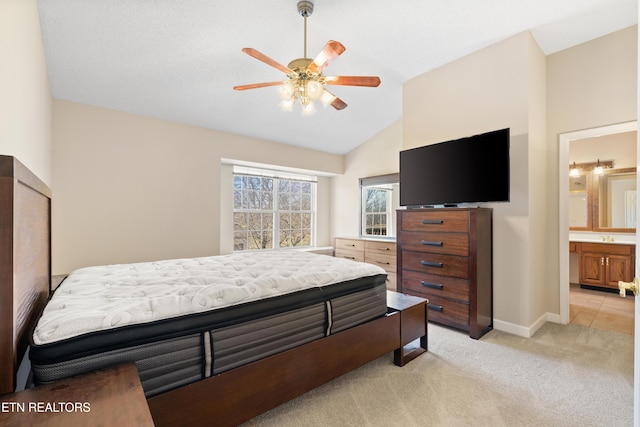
[359,173,399,239]
[233,167,317,252]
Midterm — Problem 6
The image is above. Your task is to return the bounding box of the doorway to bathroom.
[559,121,637,335]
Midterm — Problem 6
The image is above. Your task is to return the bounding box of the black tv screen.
[400,128,510,207]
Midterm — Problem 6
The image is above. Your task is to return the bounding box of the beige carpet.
[241,322,633,427]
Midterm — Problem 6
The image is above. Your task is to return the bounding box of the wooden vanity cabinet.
[578,242,635,289]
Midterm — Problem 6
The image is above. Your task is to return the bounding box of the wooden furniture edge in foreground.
[148,312,402,427]
[0,363,153,427]
[0,155,51,395]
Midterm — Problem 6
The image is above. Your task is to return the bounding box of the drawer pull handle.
[377,261,391,266]
[427,303,444,312]
[422,219,443,225]
[421,260,443,268]
[343,256,355,260]
[421,240,443,246]
[421,281,443,290]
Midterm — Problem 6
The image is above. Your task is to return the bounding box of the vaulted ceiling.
[38,0,638,154]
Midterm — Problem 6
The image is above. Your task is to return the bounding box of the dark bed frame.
[0,155,404,426]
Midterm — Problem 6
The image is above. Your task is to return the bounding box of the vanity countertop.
[570,232,636,245]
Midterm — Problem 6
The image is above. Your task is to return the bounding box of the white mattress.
[33,251,385,345]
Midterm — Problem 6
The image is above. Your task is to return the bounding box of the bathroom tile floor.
[570,283,635,335]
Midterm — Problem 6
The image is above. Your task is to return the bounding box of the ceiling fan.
[233,0,381,114]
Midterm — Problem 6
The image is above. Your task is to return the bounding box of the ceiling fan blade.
[330,97,347,110]
[325,76,381,87]
[233,81,283,91]
[241,48,293,74]
[307,40,346,74]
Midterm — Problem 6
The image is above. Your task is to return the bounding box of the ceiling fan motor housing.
[297,0,314,17]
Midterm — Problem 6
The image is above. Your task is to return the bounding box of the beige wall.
[330,120,402,238]
[334,26,637,335]
[546,26,637,315]
[52,100,343,274]
[0,0,52,184]
[402,32,548,335]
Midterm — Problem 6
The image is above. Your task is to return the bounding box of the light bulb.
[569,162,579,177]
[306,80,323,101]
[279,82,295,101]
[594,159,603,174]
[302,101,316,115]
[279,99,294,111]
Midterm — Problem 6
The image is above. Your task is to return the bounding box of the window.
[363,187,391,236]
[233,167,316,251]
[360,174,399,238]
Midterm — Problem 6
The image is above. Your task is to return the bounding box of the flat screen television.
[400,128,510,207]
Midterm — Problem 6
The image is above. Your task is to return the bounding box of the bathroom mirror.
[568,173,590,229]
[359,173,399,239]
[569,129,636,233]
[568,167,637,233]
[594,168,636,230]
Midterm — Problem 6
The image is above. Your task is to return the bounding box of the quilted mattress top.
[33,251,385,345]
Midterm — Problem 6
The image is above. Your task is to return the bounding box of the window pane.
[279,230,291,247]
[301,194,311,210]
[279,180,290,192]
[278,192,290,210]
[234,232,247,251]
[301,213,311,228]
[279,213,291,231]
[291,193,301,210]
[234,212,247,231]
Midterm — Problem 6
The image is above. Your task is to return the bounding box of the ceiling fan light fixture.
[302,101,316,115]
[306,80,324,101]
[279,81,295,101]
[279,98,295,111]
[233,0,381,113]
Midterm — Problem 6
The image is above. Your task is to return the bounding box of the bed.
[0,155,405,426]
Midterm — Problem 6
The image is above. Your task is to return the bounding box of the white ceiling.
[37,0,638,155]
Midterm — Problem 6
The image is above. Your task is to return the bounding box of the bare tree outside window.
[234,172,315,251]
[364,188,389,236]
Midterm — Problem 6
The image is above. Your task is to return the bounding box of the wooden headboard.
[0,156,51,395]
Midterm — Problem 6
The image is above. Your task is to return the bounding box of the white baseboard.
[493,312,550,338]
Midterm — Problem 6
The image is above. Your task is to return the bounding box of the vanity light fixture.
[594,159,604,175]
[569,162,580,177]
[568,159,613,175]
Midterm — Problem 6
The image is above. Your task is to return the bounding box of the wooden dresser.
[334,238,397,290]
[396,208,492,339]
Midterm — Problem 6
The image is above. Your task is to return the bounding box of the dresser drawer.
[399,231,468,256]
[365,251,397,272]
[386,273,397,291]
[402,250,469,279]
[334,248,364,262]
[425,294,470,331]
[335,238,365,252]
[401,270,469,302]
[364,240,396,255]
[400,210,469,232]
